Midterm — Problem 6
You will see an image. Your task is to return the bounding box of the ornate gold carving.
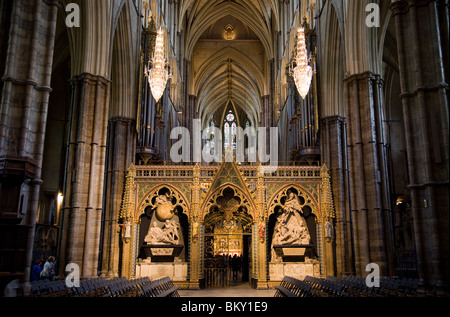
[189,164,201,283]
[120,164,136,222]
[320,164,335,277]
[119,162,337,284]
[320,164,336,221]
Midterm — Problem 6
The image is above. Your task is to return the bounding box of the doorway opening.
[203,187,253,288]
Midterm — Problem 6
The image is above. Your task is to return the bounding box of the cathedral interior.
[0,0,449,298]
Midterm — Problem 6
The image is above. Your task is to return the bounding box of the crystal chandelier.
[293,27,313,99]
[145,27,170,103]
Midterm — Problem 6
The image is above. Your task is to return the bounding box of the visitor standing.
[40,256,56,280]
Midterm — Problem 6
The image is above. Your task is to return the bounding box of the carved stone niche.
[272,244,315,262]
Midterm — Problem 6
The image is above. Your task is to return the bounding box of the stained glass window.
[224,110,237,150]
[231,122,237,149]
[224,122,230,148]
[210,119,215,150]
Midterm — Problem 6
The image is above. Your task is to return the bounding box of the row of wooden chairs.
[324,276,421,297]
[275,275,429,298]
[102,277,152,297]
[31,279,73,297]
[274,276,316,297]
[30,276,179,297]
[140,277,180,297]
[304,276,348,297]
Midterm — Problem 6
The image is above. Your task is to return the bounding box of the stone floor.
[179,282,276,297]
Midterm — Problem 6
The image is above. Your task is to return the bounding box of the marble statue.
[163,219,180,243]
[145,220,180,245]
[272,192,311,246]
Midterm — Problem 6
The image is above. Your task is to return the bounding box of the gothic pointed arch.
[200,163,257,221]
[267,184,320,221]
[136,184,190,221]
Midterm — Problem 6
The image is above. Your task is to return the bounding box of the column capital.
[390,0,437,16]
[344,71,383,84]
[69,72,112,87]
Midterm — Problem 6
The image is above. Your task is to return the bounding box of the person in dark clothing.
[231,254,239,280]
[31,259,43,282]
[237,255,243,276]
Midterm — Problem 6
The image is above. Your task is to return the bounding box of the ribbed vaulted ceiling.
[181,0,278,129]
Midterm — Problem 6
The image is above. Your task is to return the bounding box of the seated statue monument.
[141,192,184,261]
[145,220,180,245]
[271,191,312,261]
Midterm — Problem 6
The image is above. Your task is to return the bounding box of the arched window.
[206,117,216,152]
[224,110,237,150]
[210,119,215,150]
[231,122,237,149]
[224,122,230,148]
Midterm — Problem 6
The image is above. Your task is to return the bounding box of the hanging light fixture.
[292,26,313,99]
[145,27,170,103]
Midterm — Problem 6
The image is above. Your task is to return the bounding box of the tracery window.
[224,110,237,150]
[206,117,216,152]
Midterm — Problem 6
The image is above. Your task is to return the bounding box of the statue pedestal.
[136,260,188,282]
[269,259,321,282]
[141,244,184,262]
[272,244,315,262]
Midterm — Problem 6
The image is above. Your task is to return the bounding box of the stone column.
[100,116,136,278]
[260,95,272,159]
[320,116,355,276]
[0,0,58,289]
[187,95,197,161]
[260,59,275,156]
[391,0,449,291]
[344,72,395,277]
[60,73,110,279]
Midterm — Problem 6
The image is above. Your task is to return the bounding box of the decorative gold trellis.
[119,162,336,286]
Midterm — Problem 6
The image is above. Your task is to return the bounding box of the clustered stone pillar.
[320,116,354,277]
[100,116,136,278]
[0,0,58,287]
[391,0,449,291]
[344,72,395,277]
[59,73,110,279]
